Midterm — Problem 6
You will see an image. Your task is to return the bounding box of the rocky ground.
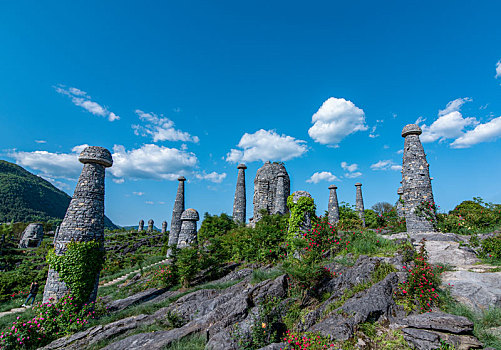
[35,231,501,350]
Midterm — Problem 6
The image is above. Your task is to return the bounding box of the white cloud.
[450,116,501,148]
[226,129,307,163]
[110,144,198,182]
[132,110,199,143]
[396,149,404,154]
[344,172,362,178]
[133,192,145,196]
[341,162,358,172]
[420,98,478,143]
[145,201,154,205]
[308,97,368,146]
[113,178,125,184]
[496,61,501,79]
[55,85,120,122]
[195,171,227,183]
[306,171,339,184]
[370,160,401,171]
[35,140,47,144]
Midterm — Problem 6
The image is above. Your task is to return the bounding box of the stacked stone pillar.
[232,164,247,224]
[138,220,144,232]
[355,183,365,227]
[162,221,168,234]
[167,176,186,256]
[177,209,199,249]
[396,187,404,218]
[147,219,154,233]
[401,124,436,232]
[273,172,287,215]
[328,185,340,224]
[43,146,112,304]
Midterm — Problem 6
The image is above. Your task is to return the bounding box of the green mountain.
[0,160,117,228]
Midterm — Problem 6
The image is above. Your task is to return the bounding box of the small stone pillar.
[43,146,112,304]
[273,172,287,215]
[177,209,199,249]
[138,220,144,232]
[328,185,340,224]
[396,187,404,218]
[167,176,186,256]
[401,124,436,232]
[232,164,247,224]
[19,223,44,248]
[147,219,154,233]
[355,183,365,227]
[290,191,314,234]
[161,221,168,234]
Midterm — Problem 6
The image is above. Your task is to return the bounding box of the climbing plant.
[46,240,105,306]
[414,200,438,229]
[286,195,316,251]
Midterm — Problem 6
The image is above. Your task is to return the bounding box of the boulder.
[399,312,473,334]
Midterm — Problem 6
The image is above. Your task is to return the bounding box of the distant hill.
[0,160,117,229]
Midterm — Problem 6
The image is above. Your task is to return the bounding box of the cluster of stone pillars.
[327,183,366,226]
[137,219,168,233]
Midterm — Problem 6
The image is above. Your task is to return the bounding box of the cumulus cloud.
[308,97,368,146]
[35,140,47,144]
[132,110,199,143]
[195,171,227,183]
[341,162,358,172]
[496,61,501,79]
[344,172,362,179]
[226,129,307,163]
[450,116,501,148]
[306,171,339,184]
[55,85,120,122]
[420,98,478,143]
[370,160,401,171]
[133,192,145,196]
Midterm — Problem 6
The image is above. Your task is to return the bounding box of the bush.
[175,247,201,287]
[480,234,501,261]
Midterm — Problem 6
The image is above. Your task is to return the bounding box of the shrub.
[145,264,177,288]
[176,247,201,287]
[480,234,501,261]
[282,330,336,349]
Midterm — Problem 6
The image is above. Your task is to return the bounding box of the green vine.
[287,195,316,251]
[47,240,105,306]
[414,200,438,229]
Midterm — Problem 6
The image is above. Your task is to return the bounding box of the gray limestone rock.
[138,219,144,232]
[399,312,473,334]
[328,185,340,224]
[167,176,185,256]
[161,220,167,234]
[396,187,404,218]
[106,288,168,312]
[355,183,365,227]
[232,163,247,224]
[252,161,290,223]
[147,219,154,233]
[177,208,199,249]
[43,146,112,304]
[273,172,287,215]
[401,124,436,233]
[18,223,44,248]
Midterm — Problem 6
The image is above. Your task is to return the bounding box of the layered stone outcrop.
[252,162,290,223]
[43,146,112,304]
[19,223,44,248]
[401,124,436,233]
[232,164,247,224]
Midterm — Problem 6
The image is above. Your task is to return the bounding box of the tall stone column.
[43,146,112,304]
[396,187,404,218]
[401,124,436,232]
[161,221,168,234]
[147,219,154,233]
[273,172,287,215]
[355,183,365,227]
[289,191,314,234]
[232,164,247,224]
[328,185,340,224]
[138,220,144,232]
[177,209,199,249]
[167,176,186,256]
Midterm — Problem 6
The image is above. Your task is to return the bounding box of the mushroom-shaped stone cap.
[178,176,186,181]
[355,182,362,187]
[79,146,113,167]
[237,163,247,169]
[148,219,154,224]
[139,219,144,224]
[328,185,338,190]
[401,124,422,137]
[181,208,199,221]
[291,190,312,203]
[397,187,404,195]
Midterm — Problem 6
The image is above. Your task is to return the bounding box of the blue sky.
[1,1,500,226]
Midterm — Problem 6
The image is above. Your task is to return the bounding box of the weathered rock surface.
[18,223,44,248]
[106,287,168,312]
[399,312,473,334]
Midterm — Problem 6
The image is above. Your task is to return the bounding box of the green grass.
[165,333,206,349]
[99,254,166,283]
[341,230,400,258]
[440,291,501,349]
[250,268,283,284]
